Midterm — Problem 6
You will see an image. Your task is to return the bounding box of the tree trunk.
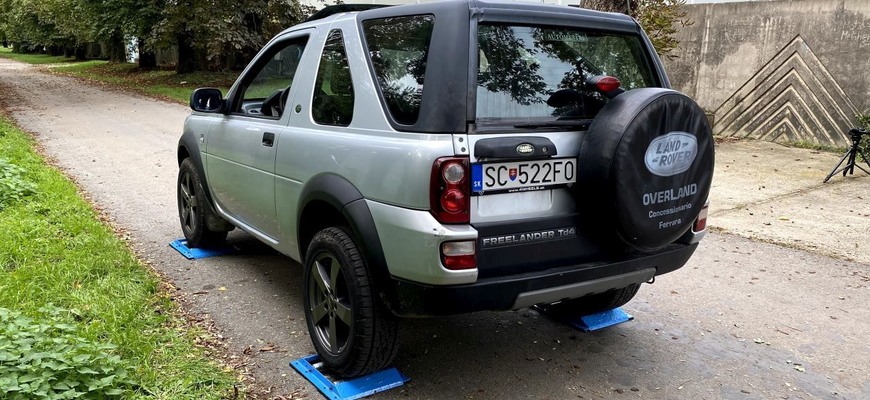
[48,45,63,56]
[138,39,157,69]
[176,28,197,74]
[74,45,87,61]
[108,30,127,63]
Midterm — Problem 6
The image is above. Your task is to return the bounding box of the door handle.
[262,132,275,147]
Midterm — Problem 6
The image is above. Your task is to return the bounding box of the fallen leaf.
[794,366,805,372]
[218,286,227,291]
[259,343,277,352]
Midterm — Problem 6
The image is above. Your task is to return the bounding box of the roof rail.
[304,4,391,23]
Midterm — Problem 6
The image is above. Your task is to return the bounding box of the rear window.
[476,24,657,124]
[362,15,435,125]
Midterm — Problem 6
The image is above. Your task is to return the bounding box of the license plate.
[471,158,577,195]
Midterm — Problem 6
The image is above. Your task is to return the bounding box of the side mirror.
[190,88,224,113]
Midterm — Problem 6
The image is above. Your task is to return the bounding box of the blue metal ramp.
[532,305,633,332]
[169,239,239,260]
[290,355,408,400]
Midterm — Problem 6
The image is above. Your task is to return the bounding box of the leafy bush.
[0,158,35,210]
[857,111,870,155]
[857,111,870,129]
[0,306,133,399]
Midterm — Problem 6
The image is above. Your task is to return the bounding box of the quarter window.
[362,15,435,126]
[312,30,355,127]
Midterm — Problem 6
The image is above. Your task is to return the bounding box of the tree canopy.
[582,0,692,57]
[0,0,313,70]
[0,0,690,72]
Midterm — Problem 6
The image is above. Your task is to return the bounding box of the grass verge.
[0,46,74,64]
[0,116,241,398]
[0,47,235,104]
[50,61,236,104]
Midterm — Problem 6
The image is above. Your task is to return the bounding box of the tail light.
[586,75,624,98]
[430,157,470,224]
[693,202,709,232]
[593,76,621,92]
[441,241,476,270]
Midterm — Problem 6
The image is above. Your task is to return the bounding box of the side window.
[362,15,435,125]
[237,38,308,118]
[312,30,354,127]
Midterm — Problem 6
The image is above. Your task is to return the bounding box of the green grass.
[0,46,235,104]
[0,117,241,398]
[0,46,75,64]
[51,60,235,104]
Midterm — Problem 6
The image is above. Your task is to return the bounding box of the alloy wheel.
[179,170,198,233]
[308,253,353,355]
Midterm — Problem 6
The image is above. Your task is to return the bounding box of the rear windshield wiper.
[513,119,592,130]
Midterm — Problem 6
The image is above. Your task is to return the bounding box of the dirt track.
[1,58,868,399]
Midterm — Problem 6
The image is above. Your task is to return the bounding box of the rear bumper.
[386,242,697,317]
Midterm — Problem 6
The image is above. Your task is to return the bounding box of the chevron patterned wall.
[713,36,859,145]
[665,0,870,147]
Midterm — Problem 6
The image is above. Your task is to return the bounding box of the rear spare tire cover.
[577,88,714,251]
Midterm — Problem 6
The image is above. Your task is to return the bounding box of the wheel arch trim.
[177,133,216,207]
[297,174,395,309]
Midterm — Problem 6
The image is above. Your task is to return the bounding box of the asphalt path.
[1,58,867,399]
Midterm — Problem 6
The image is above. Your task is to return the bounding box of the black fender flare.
[177,131,215,206]
[296,174,397,312]
[177,130,235,233]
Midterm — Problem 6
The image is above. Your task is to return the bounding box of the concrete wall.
[664,0,870,146]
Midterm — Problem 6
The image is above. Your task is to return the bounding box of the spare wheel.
[576,88,714,252]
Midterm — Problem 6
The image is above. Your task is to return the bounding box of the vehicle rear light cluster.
[586,75,622,93]
[594,76,621,92]
[441,241,476,270]
[430,157,470,224]
[693,202,709,232]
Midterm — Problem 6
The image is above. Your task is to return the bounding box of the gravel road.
[1,58,868,399]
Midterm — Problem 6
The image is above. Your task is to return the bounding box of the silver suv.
[177,0,714,378]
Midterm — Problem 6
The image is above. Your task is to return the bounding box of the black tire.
[177,158,230,248]
[544,284,641,317]
[577,88,714,251]
[303,227,399,378]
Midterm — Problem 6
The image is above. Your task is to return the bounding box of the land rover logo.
[516,143,535,155]
[644,132,698,177]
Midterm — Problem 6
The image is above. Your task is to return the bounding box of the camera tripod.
[823,128,870,183]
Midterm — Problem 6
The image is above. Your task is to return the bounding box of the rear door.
[468,23,660,276]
